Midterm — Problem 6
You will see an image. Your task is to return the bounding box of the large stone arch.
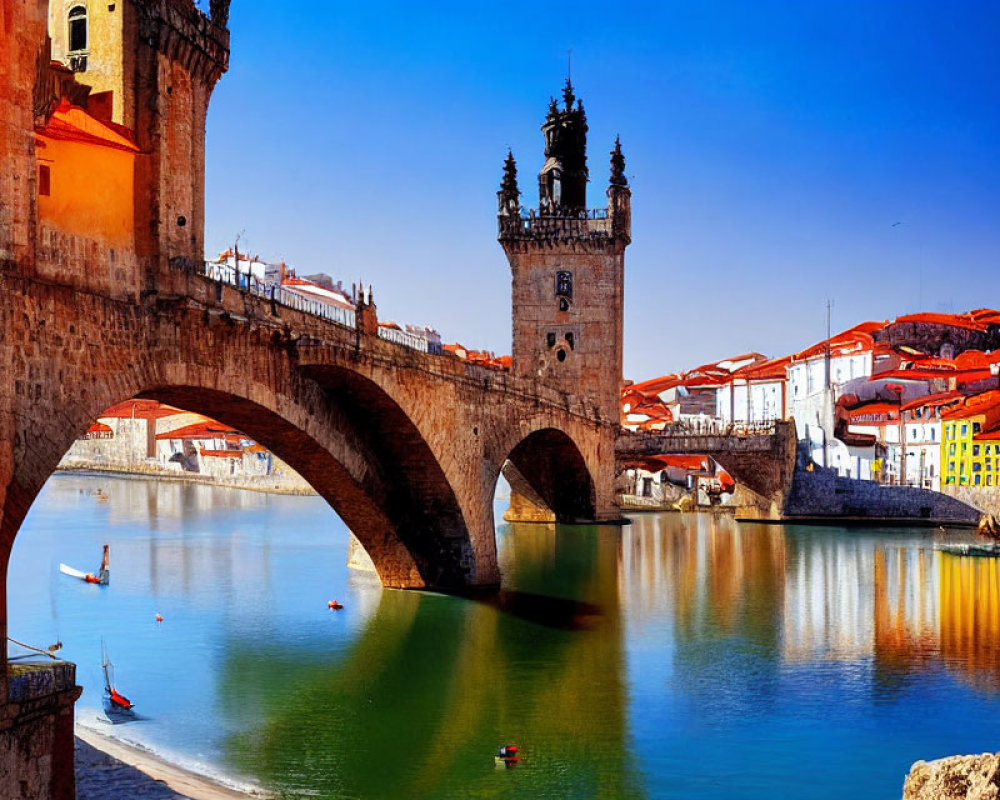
[0,294,483,592]
[500,427,598,524]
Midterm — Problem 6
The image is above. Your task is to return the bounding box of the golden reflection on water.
[621,513,1000,692]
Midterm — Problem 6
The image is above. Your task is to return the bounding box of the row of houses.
[201,251,525,366]
[64,400,282,482]
[624,309,1000,492]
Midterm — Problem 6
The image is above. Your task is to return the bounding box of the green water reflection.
[218,524,644,799]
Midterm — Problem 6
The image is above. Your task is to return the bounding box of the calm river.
[9,473,1000,799]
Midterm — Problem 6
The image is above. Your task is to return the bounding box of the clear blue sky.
[204,0,1000,382]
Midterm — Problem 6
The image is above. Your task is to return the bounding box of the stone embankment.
[903,752,1000,799]
[56,462,316,496]
[785,467,981,525]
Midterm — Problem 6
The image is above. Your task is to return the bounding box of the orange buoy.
[328,600,343,610]
[155,613,164,623]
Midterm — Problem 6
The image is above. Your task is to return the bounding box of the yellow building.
[941,390,1000,487]
[48,0,135,127]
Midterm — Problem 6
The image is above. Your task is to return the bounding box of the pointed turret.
[607,135,631,244]
[610,135,627,187]
[498,149,521,218]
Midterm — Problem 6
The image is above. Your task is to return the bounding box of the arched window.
[68,6,88,52]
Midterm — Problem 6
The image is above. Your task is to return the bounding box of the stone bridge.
[0,1,634,794]
[615,421,799,516]
[0,266,619,595]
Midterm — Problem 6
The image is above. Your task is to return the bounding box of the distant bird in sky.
[891,221,902,227]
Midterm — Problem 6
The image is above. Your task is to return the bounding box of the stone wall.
[0,662,81,800]
[784,467,981,525]
[942,485,994,517]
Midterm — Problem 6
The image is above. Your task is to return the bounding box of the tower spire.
[498,149,521,217]
[610,135,627,187]
[562,76,575,112]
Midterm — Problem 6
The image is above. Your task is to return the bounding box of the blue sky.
[204,1,1000,381]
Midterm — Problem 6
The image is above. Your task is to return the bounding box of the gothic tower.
[498,80,631,423]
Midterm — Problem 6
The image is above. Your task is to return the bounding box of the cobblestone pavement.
[76,737,192,800]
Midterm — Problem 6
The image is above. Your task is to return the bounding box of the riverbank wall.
[55,463,316,496]
[783,467,981,525]
[942,485,995,517]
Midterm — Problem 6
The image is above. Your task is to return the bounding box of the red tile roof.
[792,321,884,362]
[630,353,768,396]
[941,390,1000,421]
[99,400,186,420]
[732,355,791,382]
[155,421,239,440]
[36,99,139,153]
[892,309,1000,332]
[899,390,965,413]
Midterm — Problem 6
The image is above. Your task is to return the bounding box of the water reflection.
[217,523,644,800]
[623,514,1000,695]
[13,477,1000,800]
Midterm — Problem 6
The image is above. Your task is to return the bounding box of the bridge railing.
[173,259,362,331]
[378,326,429,353]
[630,419,778,438]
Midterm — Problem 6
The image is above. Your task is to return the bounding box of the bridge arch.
[1,360,480,591]
[501,427,597,524]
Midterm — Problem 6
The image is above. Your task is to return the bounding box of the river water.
[9,473,1000,799]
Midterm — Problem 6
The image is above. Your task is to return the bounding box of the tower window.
[555,270,573,298]
[69,6,88,52]
[546,332,556,348]
[556,348,567,363]
[38,165,51,196]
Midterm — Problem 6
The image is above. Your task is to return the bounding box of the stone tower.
[46,0,230,283]
[498,80,632,423]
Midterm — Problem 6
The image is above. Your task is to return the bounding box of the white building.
[787,322,881,467]
[716,356,790,426]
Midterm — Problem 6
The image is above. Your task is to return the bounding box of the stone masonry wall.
[785,467,981,524]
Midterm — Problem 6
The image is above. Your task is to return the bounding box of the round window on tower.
[556,348,567,363]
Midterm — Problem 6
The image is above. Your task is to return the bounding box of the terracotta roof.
[86,422,113,434]
[36,99,138,153]
[891,309,1000,332]
[941,390,1000,421]
[629,353,770,397]
[199,450,243,459]
[792,321,884,362]
[99,400,186,420]
[900,390,965,412]
[155,421,239,440]
[732,355,791,382]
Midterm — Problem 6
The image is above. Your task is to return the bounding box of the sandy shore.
[75,724,269,800]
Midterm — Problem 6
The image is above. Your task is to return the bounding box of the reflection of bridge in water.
[216,522,643,799]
